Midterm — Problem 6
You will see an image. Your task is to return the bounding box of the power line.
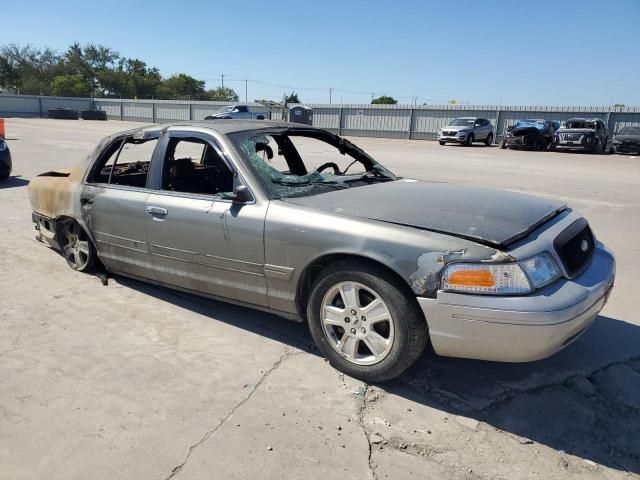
[195,72,450,104]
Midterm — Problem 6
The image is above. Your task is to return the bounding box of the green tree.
[371,95,397,105]
[0,44,61,95]
[51,74,93,97]
[285,91,300,103]
[207,86,239,102]
[157,73,207,100]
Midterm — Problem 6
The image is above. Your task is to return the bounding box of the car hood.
[441,125,472,132]
[613,134,640,143]
[283,180,566,248]
[510,125,543,136]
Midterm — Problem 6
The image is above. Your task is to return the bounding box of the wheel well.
[295,253,416,319]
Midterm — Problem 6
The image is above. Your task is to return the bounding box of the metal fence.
[1,93,639,142]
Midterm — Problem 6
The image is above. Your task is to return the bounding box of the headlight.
[441,253,561,295]
[442,263,531,294]
[0,140,6,152]
[519,253,561,288]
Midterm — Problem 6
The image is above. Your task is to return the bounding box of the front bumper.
[612,143,640,154]
[554,140,595,151]
[417,244,615,362]
[437,132,469,143]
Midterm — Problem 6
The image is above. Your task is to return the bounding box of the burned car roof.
[122,120,315,139]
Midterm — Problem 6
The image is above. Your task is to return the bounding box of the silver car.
[28,121,615,382]
[437,117,494,146]
[205,105,268,120]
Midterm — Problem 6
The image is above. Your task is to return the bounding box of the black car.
[0,138,12,180]
[611,126,640,155]
[551,118,608,153]
[500,119,560,150]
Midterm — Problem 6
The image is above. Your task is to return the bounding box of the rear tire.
[484,133,493,146]
[59,219,96,272]
[307,260,428,382]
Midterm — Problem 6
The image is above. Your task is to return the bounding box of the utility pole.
[244,80,248,103]
[221,73,225,88]
[329,88,333,104]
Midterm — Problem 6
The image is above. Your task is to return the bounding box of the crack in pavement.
[357,385,379,480]
[161,348,302,480]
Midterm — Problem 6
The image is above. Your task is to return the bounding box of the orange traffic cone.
[0,118,5,139]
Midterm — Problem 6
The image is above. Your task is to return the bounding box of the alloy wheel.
[320,281,395,366]
[62,221,91,270]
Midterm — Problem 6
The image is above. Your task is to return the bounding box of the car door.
[143,129,269,307]
[83,133,160,280]
[474,119,487,140]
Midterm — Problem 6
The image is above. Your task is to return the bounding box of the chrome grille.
[559,133,582,142]
[554,219,595,278]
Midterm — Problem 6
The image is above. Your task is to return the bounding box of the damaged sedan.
[28,121,615,382]
[500,119,559,150]
[610,126,640,155]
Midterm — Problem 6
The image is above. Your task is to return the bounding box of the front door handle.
[145,206,168,216]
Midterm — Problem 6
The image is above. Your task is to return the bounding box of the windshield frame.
[227,127,397,200]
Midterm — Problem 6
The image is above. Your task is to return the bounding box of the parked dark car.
[500,119,560,150]
[81,110,107,121]
[0,138,12,180]
[551,118,607,153]
[48,108,79,120]
[610,126,640,155]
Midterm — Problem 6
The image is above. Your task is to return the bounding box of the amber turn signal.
[448,269,496,287]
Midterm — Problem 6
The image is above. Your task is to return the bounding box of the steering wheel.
[316,162,341,175]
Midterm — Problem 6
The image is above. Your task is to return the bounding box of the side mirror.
[221,184,252,203]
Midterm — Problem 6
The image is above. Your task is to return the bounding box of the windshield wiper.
[343,166,395,184]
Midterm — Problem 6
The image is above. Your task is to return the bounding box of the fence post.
[495,108,501,144]
[338,107,343,135]
[120,100,124,121]
[38,97,43,118]
[189,103,193,121]
[152,102,156,123]
[407,108,415,139]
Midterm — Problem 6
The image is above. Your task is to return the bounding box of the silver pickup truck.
[205,105,268,120]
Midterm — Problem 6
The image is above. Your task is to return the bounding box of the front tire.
[307,260,428,382]
[439,140,446,146]
[464,134,474,146]
[484,133,493,146]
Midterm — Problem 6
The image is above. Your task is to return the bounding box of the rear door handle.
[145,206,168,216]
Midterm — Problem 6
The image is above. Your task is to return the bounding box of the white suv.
[437,117,494,146]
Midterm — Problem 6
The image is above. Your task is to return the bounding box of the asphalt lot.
[1,118,639,480]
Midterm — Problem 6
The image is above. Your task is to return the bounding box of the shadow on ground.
[116,276,640,474]
[0,176,29,189]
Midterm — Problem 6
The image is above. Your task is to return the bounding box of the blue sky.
[3,0,639,105]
